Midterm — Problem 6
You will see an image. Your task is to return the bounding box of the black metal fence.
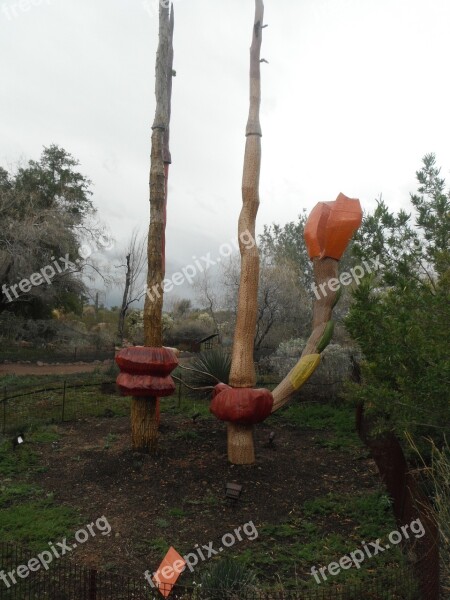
[0,543,420,600]
[0,347,115,364]
[357,407,441,600]
[0,369,281,436]
[0,379,127,435]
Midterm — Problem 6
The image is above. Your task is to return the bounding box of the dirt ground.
[31,412,381,584]
[0,361,113,376]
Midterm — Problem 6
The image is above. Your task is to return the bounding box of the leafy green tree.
[260,210,313,288]
[0,145,100,317]
[12,144,93,217]
[346,154,450,450]
[412,154,450,278]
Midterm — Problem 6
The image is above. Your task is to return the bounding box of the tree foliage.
[260,210,313,289]
[0,145,99,317]
[346,155,450,449]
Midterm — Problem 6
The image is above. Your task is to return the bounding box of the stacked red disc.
[115,346,178,398]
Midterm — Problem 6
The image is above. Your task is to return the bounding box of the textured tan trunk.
[136,4,174,453]
[227,422,255,465]
[144,126,166,347]
[131,397,160,453]
[227,0,264,465]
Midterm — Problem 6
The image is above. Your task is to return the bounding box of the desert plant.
[164,320,211,346]
[431,441,450,592]
[186,348,231,397]
[199,557,256,600]
[414,437,450,592]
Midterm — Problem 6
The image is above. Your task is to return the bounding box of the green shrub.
[199,557,256,599]
[185,348,231,397]
[432,441,450,592]
[411,437,450,593]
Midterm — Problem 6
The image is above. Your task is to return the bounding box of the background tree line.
[0,145,102,318]
[1,147,448,456]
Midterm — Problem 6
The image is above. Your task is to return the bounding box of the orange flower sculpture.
[304,192,362,260]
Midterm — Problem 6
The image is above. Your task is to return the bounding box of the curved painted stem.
[271,257,340,412]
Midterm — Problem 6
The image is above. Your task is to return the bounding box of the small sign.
[12,434,25,451]
[152,546,186,598]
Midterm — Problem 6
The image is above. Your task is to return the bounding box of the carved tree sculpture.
[116,0,362,461]
[270,193,363,412]
[116,4,177,453]
[210,0,363,464]
[216,0,266,465]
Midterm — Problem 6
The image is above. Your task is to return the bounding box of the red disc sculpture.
[115,346,178,451]
[116,346,178,396]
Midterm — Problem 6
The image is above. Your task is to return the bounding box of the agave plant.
[185,348,231,397]
[199,557,256,600]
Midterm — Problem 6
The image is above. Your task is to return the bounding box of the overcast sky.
[2,0,450,306]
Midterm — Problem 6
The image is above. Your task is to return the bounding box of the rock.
[37,361,44,367]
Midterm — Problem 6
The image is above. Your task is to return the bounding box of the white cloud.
[1,0,450,304]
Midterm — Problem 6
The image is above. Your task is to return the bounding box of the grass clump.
[274,402,361,450]
[0,432,78,551]
[198,557,256,599]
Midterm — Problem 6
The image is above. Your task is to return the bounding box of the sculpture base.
[227,422,255,465]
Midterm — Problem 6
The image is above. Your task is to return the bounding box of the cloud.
[2,0,450,305]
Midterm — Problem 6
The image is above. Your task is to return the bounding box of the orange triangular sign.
[152,546,186,598]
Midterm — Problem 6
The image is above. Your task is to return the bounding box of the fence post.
[2,387,6,434]
[62,381,66,422]
[88,568,97,600]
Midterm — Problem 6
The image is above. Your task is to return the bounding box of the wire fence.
[0,374,274,435]
[0,543,420,600]
[0,346,116,364]
[356,406,441,600]
[0,379,127,435]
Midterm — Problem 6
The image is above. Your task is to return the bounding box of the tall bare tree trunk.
[134,3,174,453]
[227,0,264,465]
[117,253,131,345]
